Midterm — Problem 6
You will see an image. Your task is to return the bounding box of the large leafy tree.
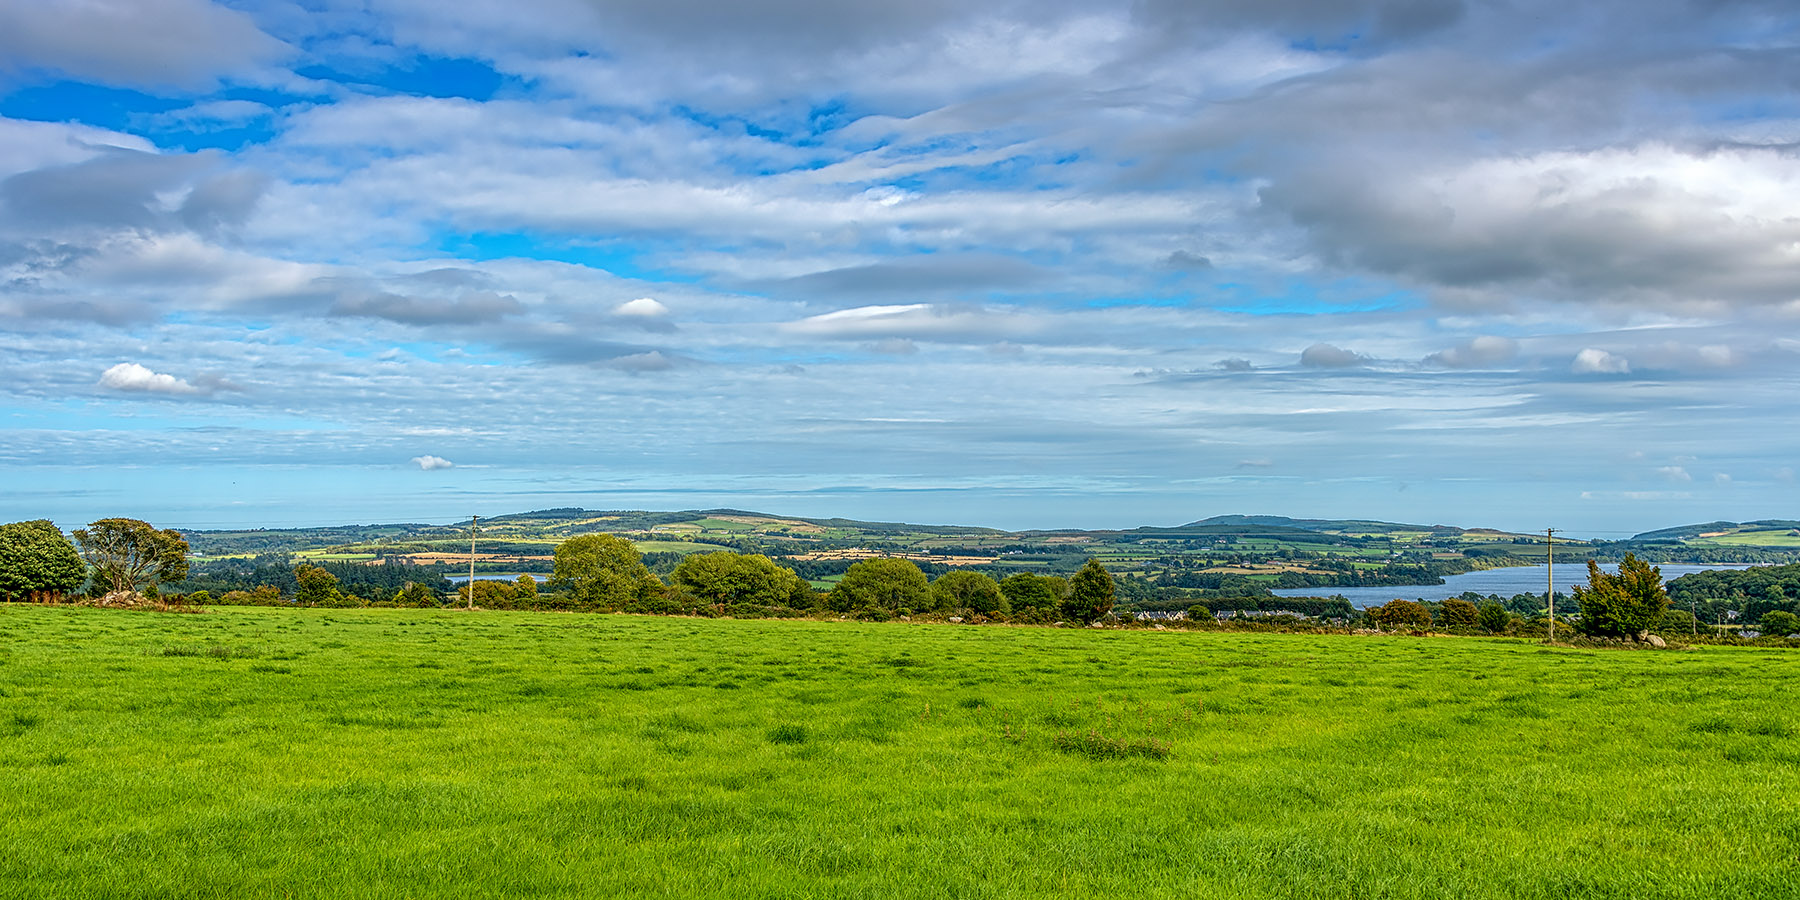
[1438,597,1480,629]
[930,570,1005,615]
[1574,554,1669,638]
[0,520,87,601]
[1370,599,1432,630]
[549,533,662,608]
[71,518,188,595]
[1477,600,1511,634]
[828,558,928,612]
[671,551,811,607]
[999,573,1062,612]
[1064,558,1115,624]
[294,563,352,606]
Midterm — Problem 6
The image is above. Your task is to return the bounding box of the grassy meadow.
[2,605,1798,898]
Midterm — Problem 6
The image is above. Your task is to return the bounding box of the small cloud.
[615,297,669,317]
[860,186,912,206]
[1714,473,1732,485]
[1776,467,1795,484]
[1162,250,1213,270]
[1424,336,1517,368]
[1657,466,1692,482]
[1237,458,1274,468]
[613,350,673,372]
[1572,348,1630,374]
[98,362,199,395]
[1299,343,1366,368]
[155,100,271,126]
[1696,344,1736,367]
[412,455,455,471]
[1216,358,1254,372]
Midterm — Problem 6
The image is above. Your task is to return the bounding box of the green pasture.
[631,540,730,555]
[1694,531,1800,548]
[2,607,1798,899]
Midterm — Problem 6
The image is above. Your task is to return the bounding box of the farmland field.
[2,606,1798,898]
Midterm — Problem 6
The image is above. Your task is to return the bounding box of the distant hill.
[1629,520,1800,542]
[1180,515,1520,537]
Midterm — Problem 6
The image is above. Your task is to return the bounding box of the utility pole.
[1540,525,1555,648]
[468,514,477,610]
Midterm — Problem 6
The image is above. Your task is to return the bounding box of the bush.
[1760,609,1800,637]
[1574,554,1670,638]
[1476,600,1510,633]
[930,570,1005,614]
[1064,559,1116,624]
[830,558,928,612]
[1438,597,1480,629]
[1370,599,1432,630]
[1656,608,1698,634]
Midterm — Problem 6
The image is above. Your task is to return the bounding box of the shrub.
[930,570,1005,614]
[829,558,928,612]
[1574,554,1670,638]
[1438,597,1480,629]
[1370,599,1432,630]
[1063,559,1116,624]
[1760,610,1800,637]
[1476,600,1510,633]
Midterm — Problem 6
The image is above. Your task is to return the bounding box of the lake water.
[1271,563,1748,608]
[447,573,548,584]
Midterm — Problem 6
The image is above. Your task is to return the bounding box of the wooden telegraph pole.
[1540,525,1555,648]
[468,514,478,610]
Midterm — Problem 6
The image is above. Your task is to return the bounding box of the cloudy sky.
[1,0,1796,534]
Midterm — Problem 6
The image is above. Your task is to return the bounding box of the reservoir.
[1270,563,1749,608]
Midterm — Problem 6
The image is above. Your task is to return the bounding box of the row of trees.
[544,534,1118,622]
[1360,554,1733,641]
[0,518,189,601]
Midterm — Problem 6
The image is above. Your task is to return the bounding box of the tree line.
[0,518,1119,624]
[9,518,1795,641]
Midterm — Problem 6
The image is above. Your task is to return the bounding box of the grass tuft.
[1052,729,1172,761]
[767,723,809,745]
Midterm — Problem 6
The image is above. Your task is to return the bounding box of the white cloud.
[97,362,199,395]
[411,455,455,471]
[615,297,669,317]
[1657,466,1692,482]
[1571,348,1630,374]
[613,350,673,372]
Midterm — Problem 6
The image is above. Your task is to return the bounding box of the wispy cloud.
[0,0,1795,533]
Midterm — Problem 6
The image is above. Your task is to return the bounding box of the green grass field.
[1693,531,1800,548]
[3,606,1797,898]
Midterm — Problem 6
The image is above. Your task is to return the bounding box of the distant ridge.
[1181,515,1467,534]
[1627,520,1800,542]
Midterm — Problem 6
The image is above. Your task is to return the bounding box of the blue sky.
[1,0,1796,535]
